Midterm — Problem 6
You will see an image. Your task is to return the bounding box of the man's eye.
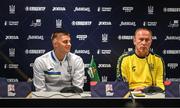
[140,39,144,41]
[146,39,150,42]
[63,40,70,44]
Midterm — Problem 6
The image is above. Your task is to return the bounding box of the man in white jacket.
[33,29,85,92]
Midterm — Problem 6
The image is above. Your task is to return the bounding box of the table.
[27,91,91,99]
[131,91,165,99]
[27,91,165,99]
[1,91,180,107]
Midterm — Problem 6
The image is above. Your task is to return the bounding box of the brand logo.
[74,7,91,12]
[118,35,133,40]
[56,19,62,28]
[123,48,133,53]
[167,63,178,69]
[122,7,134,12]
[5,35,19,40]
[102,33,108,42]
[102,76,108,82]
[148,6,154,15]
[105,84,113,96]
[4,64,19,69]
[97,49,111,55]
[118,35,156,40]
[52,7,66,11]
[9,48,15,57]
[8,84,16,96]
[30,19,41,27]
[72,21,92,26]
[9,5,15,14]
[7,78,18,83]
[119,21,136,26]
[98,64,111,68]
[74,49,90,54]
[76,35,87,40]
[163,8,180,13]
[25,49,46,54]
[27,35,44,40]
[168,20,179,28]
[165,36,180,41]
[4,21,19,26]
[163,50,180,55]
[25,6,46,11]
[97,7,112,12]
[143,21,157,27]
[98,21,112,26]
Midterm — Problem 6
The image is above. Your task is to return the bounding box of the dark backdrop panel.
[0,0,180,90]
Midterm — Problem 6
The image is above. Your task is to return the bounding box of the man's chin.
[65,50,70,53]
[138,50,147,56]
[140,48,148,52]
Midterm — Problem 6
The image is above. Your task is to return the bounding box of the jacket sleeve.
[72,56,85,89]
[155,57,165,90]
[33,58,46,91]
[116,53,128,81]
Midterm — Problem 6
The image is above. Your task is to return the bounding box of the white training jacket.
[33,50,85,92]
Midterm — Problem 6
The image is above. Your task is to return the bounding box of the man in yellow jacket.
[116,27,165,92]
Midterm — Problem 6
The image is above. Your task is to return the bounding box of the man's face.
[133,29,152,57]
[53,33,71,54]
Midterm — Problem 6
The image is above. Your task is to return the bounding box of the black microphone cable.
[145,55,154,86]
[66,54,73,85]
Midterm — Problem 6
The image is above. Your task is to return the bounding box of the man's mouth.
[140,47,146,50]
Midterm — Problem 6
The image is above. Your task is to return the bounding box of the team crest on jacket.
[149,63,154,71]
[132,66,136,72]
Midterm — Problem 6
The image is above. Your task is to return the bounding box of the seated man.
[116,27,165,92]
[33,29,85,92]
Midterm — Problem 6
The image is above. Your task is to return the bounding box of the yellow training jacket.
[116,50,165,90]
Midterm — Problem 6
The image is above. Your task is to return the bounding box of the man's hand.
[133,86,145,92]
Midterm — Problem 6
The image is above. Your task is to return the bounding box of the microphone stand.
[145,55,154,86]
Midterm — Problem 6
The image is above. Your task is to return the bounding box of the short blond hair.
[135,27,153,37]
[51,29,70,41]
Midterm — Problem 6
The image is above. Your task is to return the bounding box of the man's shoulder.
[150,51,163,59]
[35,51,51,61]
[149,51,165,64]
[120,50,134,58]
[117,50,135,62]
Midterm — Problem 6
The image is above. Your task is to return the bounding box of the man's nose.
[67,42,71,46]
[142,40,146,44]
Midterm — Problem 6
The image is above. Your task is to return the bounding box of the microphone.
[142,52,164,93]
[60,86,83,93]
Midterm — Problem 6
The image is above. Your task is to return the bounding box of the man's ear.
[52,39,57,48]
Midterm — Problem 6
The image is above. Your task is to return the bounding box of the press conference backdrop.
[0,0,180,87]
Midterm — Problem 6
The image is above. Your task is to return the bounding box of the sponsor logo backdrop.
[0,0,180,89]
